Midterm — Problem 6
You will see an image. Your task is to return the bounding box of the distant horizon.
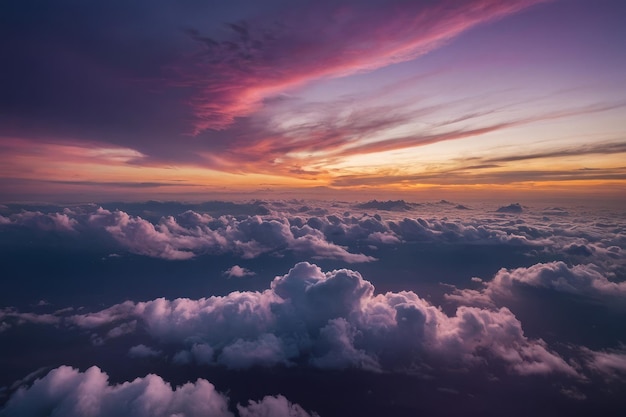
[2,191,625,207]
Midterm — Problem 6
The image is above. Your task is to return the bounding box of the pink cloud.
[224,265,256,278]
[446,261,626,307]
[61,262,575,376]
[180,0,546,134]
[2,365,316,417]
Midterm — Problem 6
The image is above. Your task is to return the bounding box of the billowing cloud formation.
[64,262,576,376]
[0,366,316,417]
[2,201,624,273]
[88,207,374,262]
[446,262,626,307]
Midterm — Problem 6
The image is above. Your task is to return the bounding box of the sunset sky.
[1,0,625,201]
[2,3,626,415]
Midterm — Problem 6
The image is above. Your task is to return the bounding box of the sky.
[1,0,625,202]
[1,2,626,417]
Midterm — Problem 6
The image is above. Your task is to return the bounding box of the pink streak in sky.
[180,0,547,134]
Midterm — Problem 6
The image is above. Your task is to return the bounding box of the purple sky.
[1,0,625,201]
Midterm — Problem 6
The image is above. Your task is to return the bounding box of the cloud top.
[0,366,317,417]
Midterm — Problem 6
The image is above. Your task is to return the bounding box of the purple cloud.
[0,366,316,417]
[60,262,576,376]
[446,261,626,307]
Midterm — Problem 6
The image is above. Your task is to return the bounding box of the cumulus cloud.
[1,210,77,232]
[0,366,231,417]
[0,366,315,417]
[87,207,374,262]
[446,261,626,307]
[224,265,256,278]
[61,262,576,377]
[2,202,624,277]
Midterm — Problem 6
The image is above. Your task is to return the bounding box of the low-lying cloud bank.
[0,366,318,417]
[1,201,623,274]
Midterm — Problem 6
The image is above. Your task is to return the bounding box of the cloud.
[180,0,546,133]
[61,262,576,376]
[0,366,315,417]
[446,262,626,307]
[87,207,374,262]
[483,141,626,164]
[582,346,626,379]
[218,333,293,369]
[496,203,523,213]
[128,344,163,359]
[224,265,256,278]
[3,202,625,285]
[0,307,62,326]
[237,395,319,417]
[2,210,78,232]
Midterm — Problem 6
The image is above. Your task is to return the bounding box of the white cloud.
[224,265,256,278]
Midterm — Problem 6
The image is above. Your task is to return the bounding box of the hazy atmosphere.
[1,1,625,416]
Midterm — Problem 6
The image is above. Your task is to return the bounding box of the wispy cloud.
[180,0,547,134]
